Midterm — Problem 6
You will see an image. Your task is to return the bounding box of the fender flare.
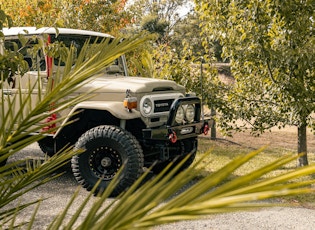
[54,101,141,137]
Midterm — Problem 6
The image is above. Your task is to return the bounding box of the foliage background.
[1,1,315,228]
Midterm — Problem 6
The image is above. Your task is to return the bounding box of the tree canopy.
[126,0,191,43]
[0,0,132,35]
[196,0,315,165]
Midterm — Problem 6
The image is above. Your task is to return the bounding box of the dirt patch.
[210,126,315,154]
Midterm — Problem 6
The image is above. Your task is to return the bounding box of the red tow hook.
[168,130,177,143]
[203,123,209,135]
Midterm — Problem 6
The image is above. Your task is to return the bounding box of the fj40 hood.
[79,75,186,94]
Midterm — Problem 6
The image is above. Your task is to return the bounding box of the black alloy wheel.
[71,125,144,196]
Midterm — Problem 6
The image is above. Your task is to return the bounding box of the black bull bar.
[142,97,211,142]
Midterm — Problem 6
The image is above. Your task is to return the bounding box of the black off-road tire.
[71,125,144,196]
[38,137,55,157]
[38,136,74,157]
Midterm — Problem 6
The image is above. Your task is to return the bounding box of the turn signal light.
[124,97,137,110]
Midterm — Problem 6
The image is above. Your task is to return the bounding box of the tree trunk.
[297,123,308,166]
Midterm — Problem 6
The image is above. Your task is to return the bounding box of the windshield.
[5,34,127,76]
[50,34,126,75]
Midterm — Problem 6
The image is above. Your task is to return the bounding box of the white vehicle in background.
[1,27,210,195]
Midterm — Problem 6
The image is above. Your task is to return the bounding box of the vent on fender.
[153,87,174,91]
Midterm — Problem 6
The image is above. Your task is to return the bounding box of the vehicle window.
[4,38,46,71]
[105,58,125,75]
[50,34,102,66]
[4,34,126,76]
[50,35,98,56]
[50,34,125,75]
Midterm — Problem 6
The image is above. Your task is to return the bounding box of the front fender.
[54,101,141,137]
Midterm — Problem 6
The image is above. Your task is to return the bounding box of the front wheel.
[71,125,144,196]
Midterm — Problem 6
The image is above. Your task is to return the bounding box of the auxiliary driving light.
[185,104,195,123]
[175,106,185,124]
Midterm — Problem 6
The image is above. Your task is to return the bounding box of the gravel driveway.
[6,143,315,230]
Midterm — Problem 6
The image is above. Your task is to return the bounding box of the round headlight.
[185,104,195,123]
[175,106,185,124]
[142,98,153,115]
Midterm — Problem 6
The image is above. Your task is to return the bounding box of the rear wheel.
[71,125,144,196]
[38,137,55,157]
[38,136,73,157]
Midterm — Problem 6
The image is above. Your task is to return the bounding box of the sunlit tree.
[126,0,192,43]
[0,0,132,35]
[196,0,315,166]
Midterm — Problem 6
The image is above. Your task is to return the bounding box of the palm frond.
[0,34,149,226]
[45,150,315,230]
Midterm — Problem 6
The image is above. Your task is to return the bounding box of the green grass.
[196,137,315,208]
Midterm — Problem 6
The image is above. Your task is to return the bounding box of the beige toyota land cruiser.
[2,27,209,195]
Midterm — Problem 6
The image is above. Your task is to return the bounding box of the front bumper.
[142,97,212,142]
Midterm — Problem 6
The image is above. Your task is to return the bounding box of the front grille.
[154,99,174,113]
[140,93,184,128]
